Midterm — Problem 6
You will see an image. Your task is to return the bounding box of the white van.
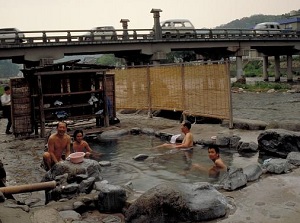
[160,19,195,38]
[253,22,282,35]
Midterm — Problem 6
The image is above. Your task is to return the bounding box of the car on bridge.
[253,22,282,35]
[160,19,196,38]
[80,26,117,41]
[0,28,25,44]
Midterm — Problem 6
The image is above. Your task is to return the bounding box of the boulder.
[287,152,300,166]
[243,164,263,182]
[262,158,291,174]
[219,167,247,191]
[94,182,127,213]
[99,129,129,139]
[125,182,229,223]
[258,129,300,158]
[237,141,258,153]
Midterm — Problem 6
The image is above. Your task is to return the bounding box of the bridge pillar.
[236,56,244,80]
[263,55,269,81]
[286,55,293,82]
[120,19,130,40]
[274,55,281,82]
[151,8,162,40]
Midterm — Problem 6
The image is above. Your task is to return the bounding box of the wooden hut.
[11,60,116,137]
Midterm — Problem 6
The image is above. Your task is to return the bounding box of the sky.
[1,0,300,31]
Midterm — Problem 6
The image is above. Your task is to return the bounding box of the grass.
[232,81,292,92]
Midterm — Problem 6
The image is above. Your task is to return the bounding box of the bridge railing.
[0,28,299,45]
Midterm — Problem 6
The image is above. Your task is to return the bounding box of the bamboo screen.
[114,62,231,120]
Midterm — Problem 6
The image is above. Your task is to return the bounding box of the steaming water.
[89,134,235,192]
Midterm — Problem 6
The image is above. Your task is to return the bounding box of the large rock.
[258,129,300,158]
[42,159,102,182]
[287,152,300,166]
[125,182,229,223]
[219,167,247,191]
[243,164,263,182]
[262,158,291,174]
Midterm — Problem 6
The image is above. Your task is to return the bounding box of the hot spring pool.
[89,134,235,192]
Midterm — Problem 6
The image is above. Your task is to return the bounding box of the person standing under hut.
[1,86,12,134]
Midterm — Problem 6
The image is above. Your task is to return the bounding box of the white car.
[81,26,116,41]
[160,19,195,38]
[0,28,25,43]
[253,22,282,35]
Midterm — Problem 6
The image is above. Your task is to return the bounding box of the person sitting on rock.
[42,121,71,171]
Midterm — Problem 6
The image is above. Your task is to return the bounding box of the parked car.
[0,28,25,43]
[160,19,195,38]
[81,26,116,41]
[253,22,282,35]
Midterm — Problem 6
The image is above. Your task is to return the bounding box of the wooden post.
[37,74,46,137]
[147,65,153,118]
[0,181,56,195]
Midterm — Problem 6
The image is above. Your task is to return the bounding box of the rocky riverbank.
[0,88,300,222]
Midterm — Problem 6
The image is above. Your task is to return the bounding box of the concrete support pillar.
[151,9,162,40]
[236,56,244,80]
[286,55,293,82]
[274,55,281,82]
[263,55,269,81]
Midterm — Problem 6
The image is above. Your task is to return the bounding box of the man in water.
[42,122,71,171]
[192,144,228,178]
[155,120,194,169]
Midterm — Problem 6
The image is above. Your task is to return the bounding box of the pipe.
[0,181,56,195]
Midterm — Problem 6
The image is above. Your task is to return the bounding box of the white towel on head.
[170,134,182,144]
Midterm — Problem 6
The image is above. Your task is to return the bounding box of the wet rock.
[237,141,258,153]
[42,159,102,182]
[31,208,65,223]
[0,191,5,202]
[223,118,267,130]
[125,182,229,223]
[130,127,141,135]
[73,201,87,213]
[141,127,155,135]
[243,164,263,182]
[4,202,30,212]
[79,177,95,194]
[99,161,112,167]
[215,134,241,149]
[55,173,68,186]
[99,129,129,139]
[95,182,127,213]
[219,167,247,191]
[262,158,291,174]
[287,152,300,166]
[258,129,300,158]
[133,154,149,161]
[58,210,81,221]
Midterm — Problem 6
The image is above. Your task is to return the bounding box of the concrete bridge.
[1,10,300,81]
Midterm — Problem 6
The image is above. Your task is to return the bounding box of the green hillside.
[216,9,300,29]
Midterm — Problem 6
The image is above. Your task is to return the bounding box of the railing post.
[42,32,47,43]
[151,8,162,40]
[67,32,71,42]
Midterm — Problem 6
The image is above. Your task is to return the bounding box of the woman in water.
[72,130,93,157]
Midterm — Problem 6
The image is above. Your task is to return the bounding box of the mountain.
[215,9,300,29]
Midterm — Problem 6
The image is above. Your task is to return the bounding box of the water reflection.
[89,134,235,192]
